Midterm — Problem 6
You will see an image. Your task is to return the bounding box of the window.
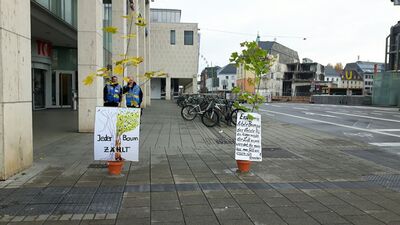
[184,31,194,45]
[170,30,176,45]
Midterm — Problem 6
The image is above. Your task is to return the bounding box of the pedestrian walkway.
[1,100,400,225]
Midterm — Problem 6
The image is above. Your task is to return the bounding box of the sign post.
[94,107,141,162]
[235,112,262,162]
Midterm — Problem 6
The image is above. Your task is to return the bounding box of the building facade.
[236,41,299,96]
[283,61,325,96]
[344,61,384,95]
[0,0,153,180]
[217,63,237,91]
[149,8,199,100]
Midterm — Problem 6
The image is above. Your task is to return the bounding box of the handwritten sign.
[94,107,140,161]
[235,112,262,161]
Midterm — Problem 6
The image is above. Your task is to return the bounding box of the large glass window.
[34,0,77,28]
[170,30,176,45]
[184,31,194,45]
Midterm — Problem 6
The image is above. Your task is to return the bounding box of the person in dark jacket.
[103,76,122,107]
[123,76,143,108]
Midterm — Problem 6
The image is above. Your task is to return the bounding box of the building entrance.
[32,68,46,110]
[53,71,77,108]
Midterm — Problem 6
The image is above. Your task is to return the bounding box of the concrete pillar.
[0,0,33,179]
[193,77,198,94]
[166,77,171,100]
[112,0,127,107]
[127,0,151,107]
[112,0,127,75]
[77,0,104,132]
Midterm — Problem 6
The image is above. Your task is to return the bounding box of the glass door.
[33,68,46,110]
[59,72,73,107]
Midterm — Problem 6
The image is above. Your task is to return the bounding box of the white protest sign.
[94,107,140,161]
[235,112,262,161]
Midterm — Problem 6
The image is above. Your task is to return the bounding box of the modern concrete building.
[149,8,200,100]
[0,0,152,180]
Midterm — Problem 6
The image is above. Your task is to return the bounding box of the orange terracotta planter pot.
[107,161,124,175]
[236,160,251,172]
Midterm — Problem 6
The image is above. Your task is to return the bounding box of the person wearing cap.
[103,76,122,107]
[124,76,143,108]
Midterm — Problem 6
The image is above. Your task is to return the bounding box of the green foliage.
[230,41,275,114]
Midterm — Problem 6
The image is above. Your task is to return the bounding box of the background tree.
[334,63,343,72]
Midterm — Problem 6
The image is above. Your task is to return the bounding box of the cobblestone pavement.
[2,100,400,225]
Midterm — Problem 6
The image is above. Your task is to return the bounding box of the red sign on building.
[36,40,52,57]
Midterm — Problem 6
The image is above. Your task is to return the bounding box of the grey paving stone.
[118,207,150,219]
[283,216,321,225]
[345,215,386,225]
[219,219,254,225]
[80,220,115,225]
[213,207,248,220]
[283,193,315,202]
[179,195,208,206]
[151,210,184,223]
[245,182,273,190]
[53,204,88,214]
[263,197,295,207]
[241,203,275,215]
[182,204,214,216]
[121,197,150,208]
[272,206,309,219]
[208,198,239,208]
[17,204,57,216]
[151,192,178,201]
[184,215,219,225]
[295,201,331,213]
[124,185,150,193]
[43,221,80,225]
[232,194,265,204]
[204,190,231,199]
[328,204,365,216]
[150,200,180,210]
[367,210,400,224]
[309,211,349,224]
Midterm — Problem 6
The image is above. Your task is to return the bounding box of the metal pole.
[396,33,400,72]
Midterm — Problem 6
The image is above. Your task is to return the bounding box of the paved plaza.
[1,101,400,225]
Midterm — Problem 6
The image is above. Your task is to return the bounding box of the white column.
[112,0,127,107]
[0,0,33,179]
[112,0,127,72]
[192,77,198,94]
[166,77,171,100]
[77,0,104,132]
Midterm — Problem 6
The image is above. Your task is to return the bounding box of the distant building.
[199,66,220,92]
[283,62,325,96]
[324,65,341,86]
[236,41,299,95]
[149,8,200,99]
[217,63,237,91]
[344,61,384,95]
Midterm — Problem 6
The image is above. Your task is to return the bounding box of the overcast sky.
[151,0,400,70]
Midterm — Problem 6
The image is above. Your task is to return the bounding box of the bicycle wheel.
[181,105,197,121]
[201,109,220,127]
[230,109,244,125]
